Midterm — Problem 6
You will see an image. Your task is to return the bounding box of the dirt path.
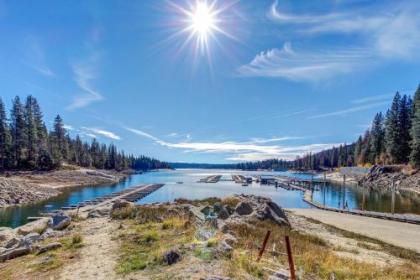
[288,208,420,253]
[59,217,119,280]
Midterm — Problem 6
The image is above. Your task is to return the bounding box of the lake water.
[1,169,420,228]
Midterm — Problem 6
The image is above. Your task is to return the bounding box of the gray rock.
[20,232,40,247]
[163,249,181,265]
[17,217,50,235]
[222,233,237,247]
[0,246,30,262]
[112,200,133,211]
[217,240,233,253]
[35,242,62,255]
[51,213,71,230]
[214,203,230,220]
[235,202,253,216]
[201,276,232,280]
[200,205,211,216]
[5,237,20,249]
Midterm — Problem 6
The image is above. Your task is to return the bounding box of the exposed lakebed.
[1,169,420,228]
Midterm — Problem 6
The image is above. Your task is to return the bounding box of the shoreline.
[0,168,135,208]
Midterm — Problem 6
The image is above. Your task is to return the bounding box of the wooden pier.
[56,184,164,212]
[198,175,222,183]
[303,190,420,225]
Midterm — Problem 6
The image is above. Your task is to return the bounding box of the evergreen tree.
[10,96,27,168]
[385,93,402,163]
[0,98,11,170]
[369,112,385,164]
[52,115,68,162]
[410,85,420,167]
[399,95,412,163]
[24,96,39,168]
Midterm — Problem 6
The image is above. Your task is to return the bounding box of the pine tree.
[369,112,385,164]
[25,96,39,168]
[385,93,402,164]
[10,96,27,168]
[399,95,412,163]
[0,98,11,170]
[410,85,420,168]
[53,115,68,162]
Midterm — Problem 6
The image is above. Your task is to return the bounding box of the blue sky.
[1,0,419,163]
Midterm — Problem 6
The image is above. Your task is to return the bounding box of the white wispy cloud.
[125,127,338,161]
[240,1,420,82]
[63,124,74,131]
[308,101,389,119]
[23,36,55,77]
[237,42,369,82]
[81,127,121,140]
[67,52,103,110]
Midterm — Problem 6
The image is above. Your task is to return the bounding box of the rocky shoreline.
[0,169,130,207]
[359,165,420,193]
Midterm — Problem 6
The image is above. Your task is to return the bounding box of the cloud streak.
[308,101,389,119]
[125,127,338,161]
[238,42,369,82]
[81,127,121,140]
[67,52,103,110]
[239,1,420,82]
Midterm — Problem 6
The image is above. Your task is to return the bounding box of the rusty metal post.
[285,236,296,280]
[256,230,271,262]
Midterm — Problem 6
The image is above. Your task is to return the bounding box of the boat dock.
[198,175,222,183]
[56,184,164,212]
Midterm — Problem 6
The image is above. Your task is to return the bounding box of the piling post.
[391,178,395,215]
[285,236,296,280]
[257,230,271,262]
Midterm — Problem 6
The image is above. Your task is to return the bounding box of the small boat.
[242,183,248,187]
[176,181,183,184]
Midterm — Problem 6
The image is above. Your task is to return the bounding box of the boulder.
[200,205,211,216]
[0,227,17,247]
[35,242,62,255]
[17,217,50,235]
[112,200,133,211]
[88,206,110,218]
[222,233,237,247]
[163,249,181,265]
[0,246,31,262]
[20,232,41,247]
[214,203,230,220]
[217,240,233,254]
[51,213,71,230]
[235,202,253,216]
[5,237,20,249]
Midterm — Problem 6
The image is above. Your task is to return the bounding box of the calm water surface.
[1,169,420,228]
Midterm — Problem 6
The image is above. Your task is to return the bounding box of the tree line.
[237,86,420,170]
[0,96,169,171]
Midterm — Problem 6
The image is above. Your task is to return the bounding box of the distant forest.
[0,96,169,171]
[237,86,420,171]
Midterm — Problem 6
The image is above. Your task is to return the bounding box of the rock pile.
[0,212,71,262]
[359,165,420,191]
[0,177,59,207]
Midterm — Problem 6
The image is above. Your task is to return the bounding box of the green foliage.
[0,95,170,171]
[410,85,420,167]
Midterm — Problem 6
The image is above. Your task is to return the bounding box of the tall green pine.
[410,85,420,167]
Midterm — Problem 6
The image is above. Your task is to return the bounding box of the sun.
[189,2,216,39]
[167,0,238,61]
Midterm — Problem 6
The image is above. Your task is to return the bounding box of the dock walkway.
[289,208,420,253]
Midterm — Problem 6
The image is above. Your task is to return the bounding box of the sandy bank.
[0,169,129,207]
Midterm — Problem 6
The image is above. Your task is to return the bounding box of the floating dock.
[198,175,222,183]
[56,184,164,212]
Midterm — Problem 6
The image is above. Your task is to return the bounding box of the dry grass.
[221,197,241,208]
[115,216,196,275]
[0,234,82,280]
[226,220,420,280]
